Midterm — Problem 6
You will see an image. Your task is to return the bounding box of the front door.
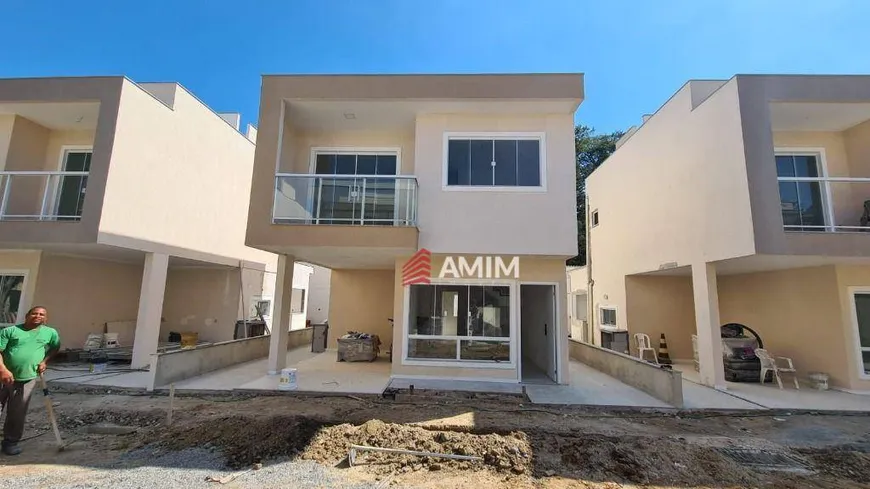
[520,284,559,383]
[55,149,92,220]
[312,151,397,225]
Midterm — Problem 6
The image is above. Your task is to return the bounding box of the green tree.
[567,125,623,266]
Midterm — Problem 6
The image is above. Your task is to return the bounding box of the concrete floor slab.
[676,362,870,411]
[525,361,671,407]
[170,347,390,394]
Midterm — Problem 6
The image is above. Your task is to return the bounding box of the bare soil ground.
[3,389,870,488]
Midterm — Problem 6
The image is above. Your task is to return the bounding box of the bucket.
[103,333,120,348]
[180,332,198,349]
[808,372,829,391]
[278,368,298,391]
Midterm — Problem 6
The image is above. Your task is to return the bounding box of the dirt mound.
[302,419,532,474]
[535,434,756,486]
[59,409,166,430]
[798,448,870,483]
[157,416,531,474]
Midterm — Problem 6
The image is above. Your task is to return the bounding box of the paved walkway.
[675,361,870,412]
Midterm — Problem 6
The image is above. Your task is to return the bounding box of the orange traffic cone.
[658,333,673,365]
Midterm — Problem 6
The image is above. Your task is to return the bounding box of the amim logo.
[402,248,521,285]
[402,248,432,285]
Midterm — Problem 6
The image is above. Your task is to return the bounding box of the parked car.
[721,323,767,382]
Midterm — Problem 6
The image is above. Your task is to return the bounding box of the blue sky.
[1,0,868,133]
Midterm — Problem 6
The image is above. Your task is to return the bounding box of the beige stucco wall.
[844,120,870,178]
[4,116,51,215]
[279,128,415,174]
[44,130,96,170]
[624,274,696,360]
[32,254,142,348]
[414,114,577,257]
[0,250,41,323]
[834,265,870,391]
[99,80,275,267]
[328,269,394,347]
[587,80,756,336]
[0,114,13,169]
[162,267,242,344]
[389,255,569,382]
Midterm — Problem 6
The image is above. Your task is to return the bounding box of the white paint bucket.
[278,368,298,391]
[808,372,829,390]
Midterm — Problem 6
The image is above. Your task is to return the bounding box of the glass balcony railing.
[0,171,90,221]
[778,177,870,233]
[273,174,418,226]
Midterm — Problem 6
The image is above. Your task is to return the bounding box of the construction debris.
[347,444,484,466]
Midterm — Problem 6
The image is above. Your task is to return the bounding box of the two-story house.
[0,76,280,369]
[247,74,583,384]
[587,75,870,393]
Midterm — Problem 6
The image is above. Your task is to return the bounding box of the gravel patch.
[0,448,378,489]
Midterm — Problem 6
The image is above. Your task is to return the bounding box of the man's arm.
[37,331,60,375]
[0,330,13,384]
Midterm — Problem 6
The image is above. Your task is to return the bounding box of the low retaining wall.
[148,328,313,390]
[569,339,683,408]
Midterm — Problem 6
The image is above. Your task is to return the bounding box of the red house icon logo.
[402,248,432,286]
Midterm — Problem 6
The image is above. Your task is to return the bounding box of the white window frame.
[774,147,835,232]
[402,279,518,370]
[0,269,29,327]
[47,145,93,220]
[599,305,617,327]
[308,146,402,175]
[848,286,870,380]
[442,132,547,192]
[518,281,563,384]
[306,146,404,225]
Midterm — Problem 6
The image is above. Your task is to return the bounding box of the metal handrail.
[272,174,418,226]
[274,172,416,179]
[0,171,90,221]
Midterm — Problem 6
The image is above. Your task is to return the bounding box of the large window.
[853,291,870,377]
[0,273,25,326]
[775,152,829,231]
[445,134,543,188]
[407,284,512,364]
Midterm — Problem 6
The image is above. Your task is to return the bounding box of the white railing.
[0,171,90,221]
[273,174,418,226]
[780,176,870,233]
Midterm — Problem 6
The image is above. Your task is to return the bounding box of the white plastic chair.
[755,348,800,390]
[633,333,658,364]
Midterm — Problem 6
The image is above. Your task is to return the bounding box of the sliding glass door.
[312,151,398,225]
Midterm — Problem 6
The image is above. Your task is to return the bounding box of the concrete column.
[691,262,726,390]
[268,254,295,374]
[131,253,169,369]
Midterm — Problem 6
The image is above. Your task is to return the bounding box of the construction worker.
[0,306,60,456]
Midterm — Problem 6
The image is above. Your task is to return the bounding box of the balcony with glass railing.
[0,171,90,221]
[273,174,418,226]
